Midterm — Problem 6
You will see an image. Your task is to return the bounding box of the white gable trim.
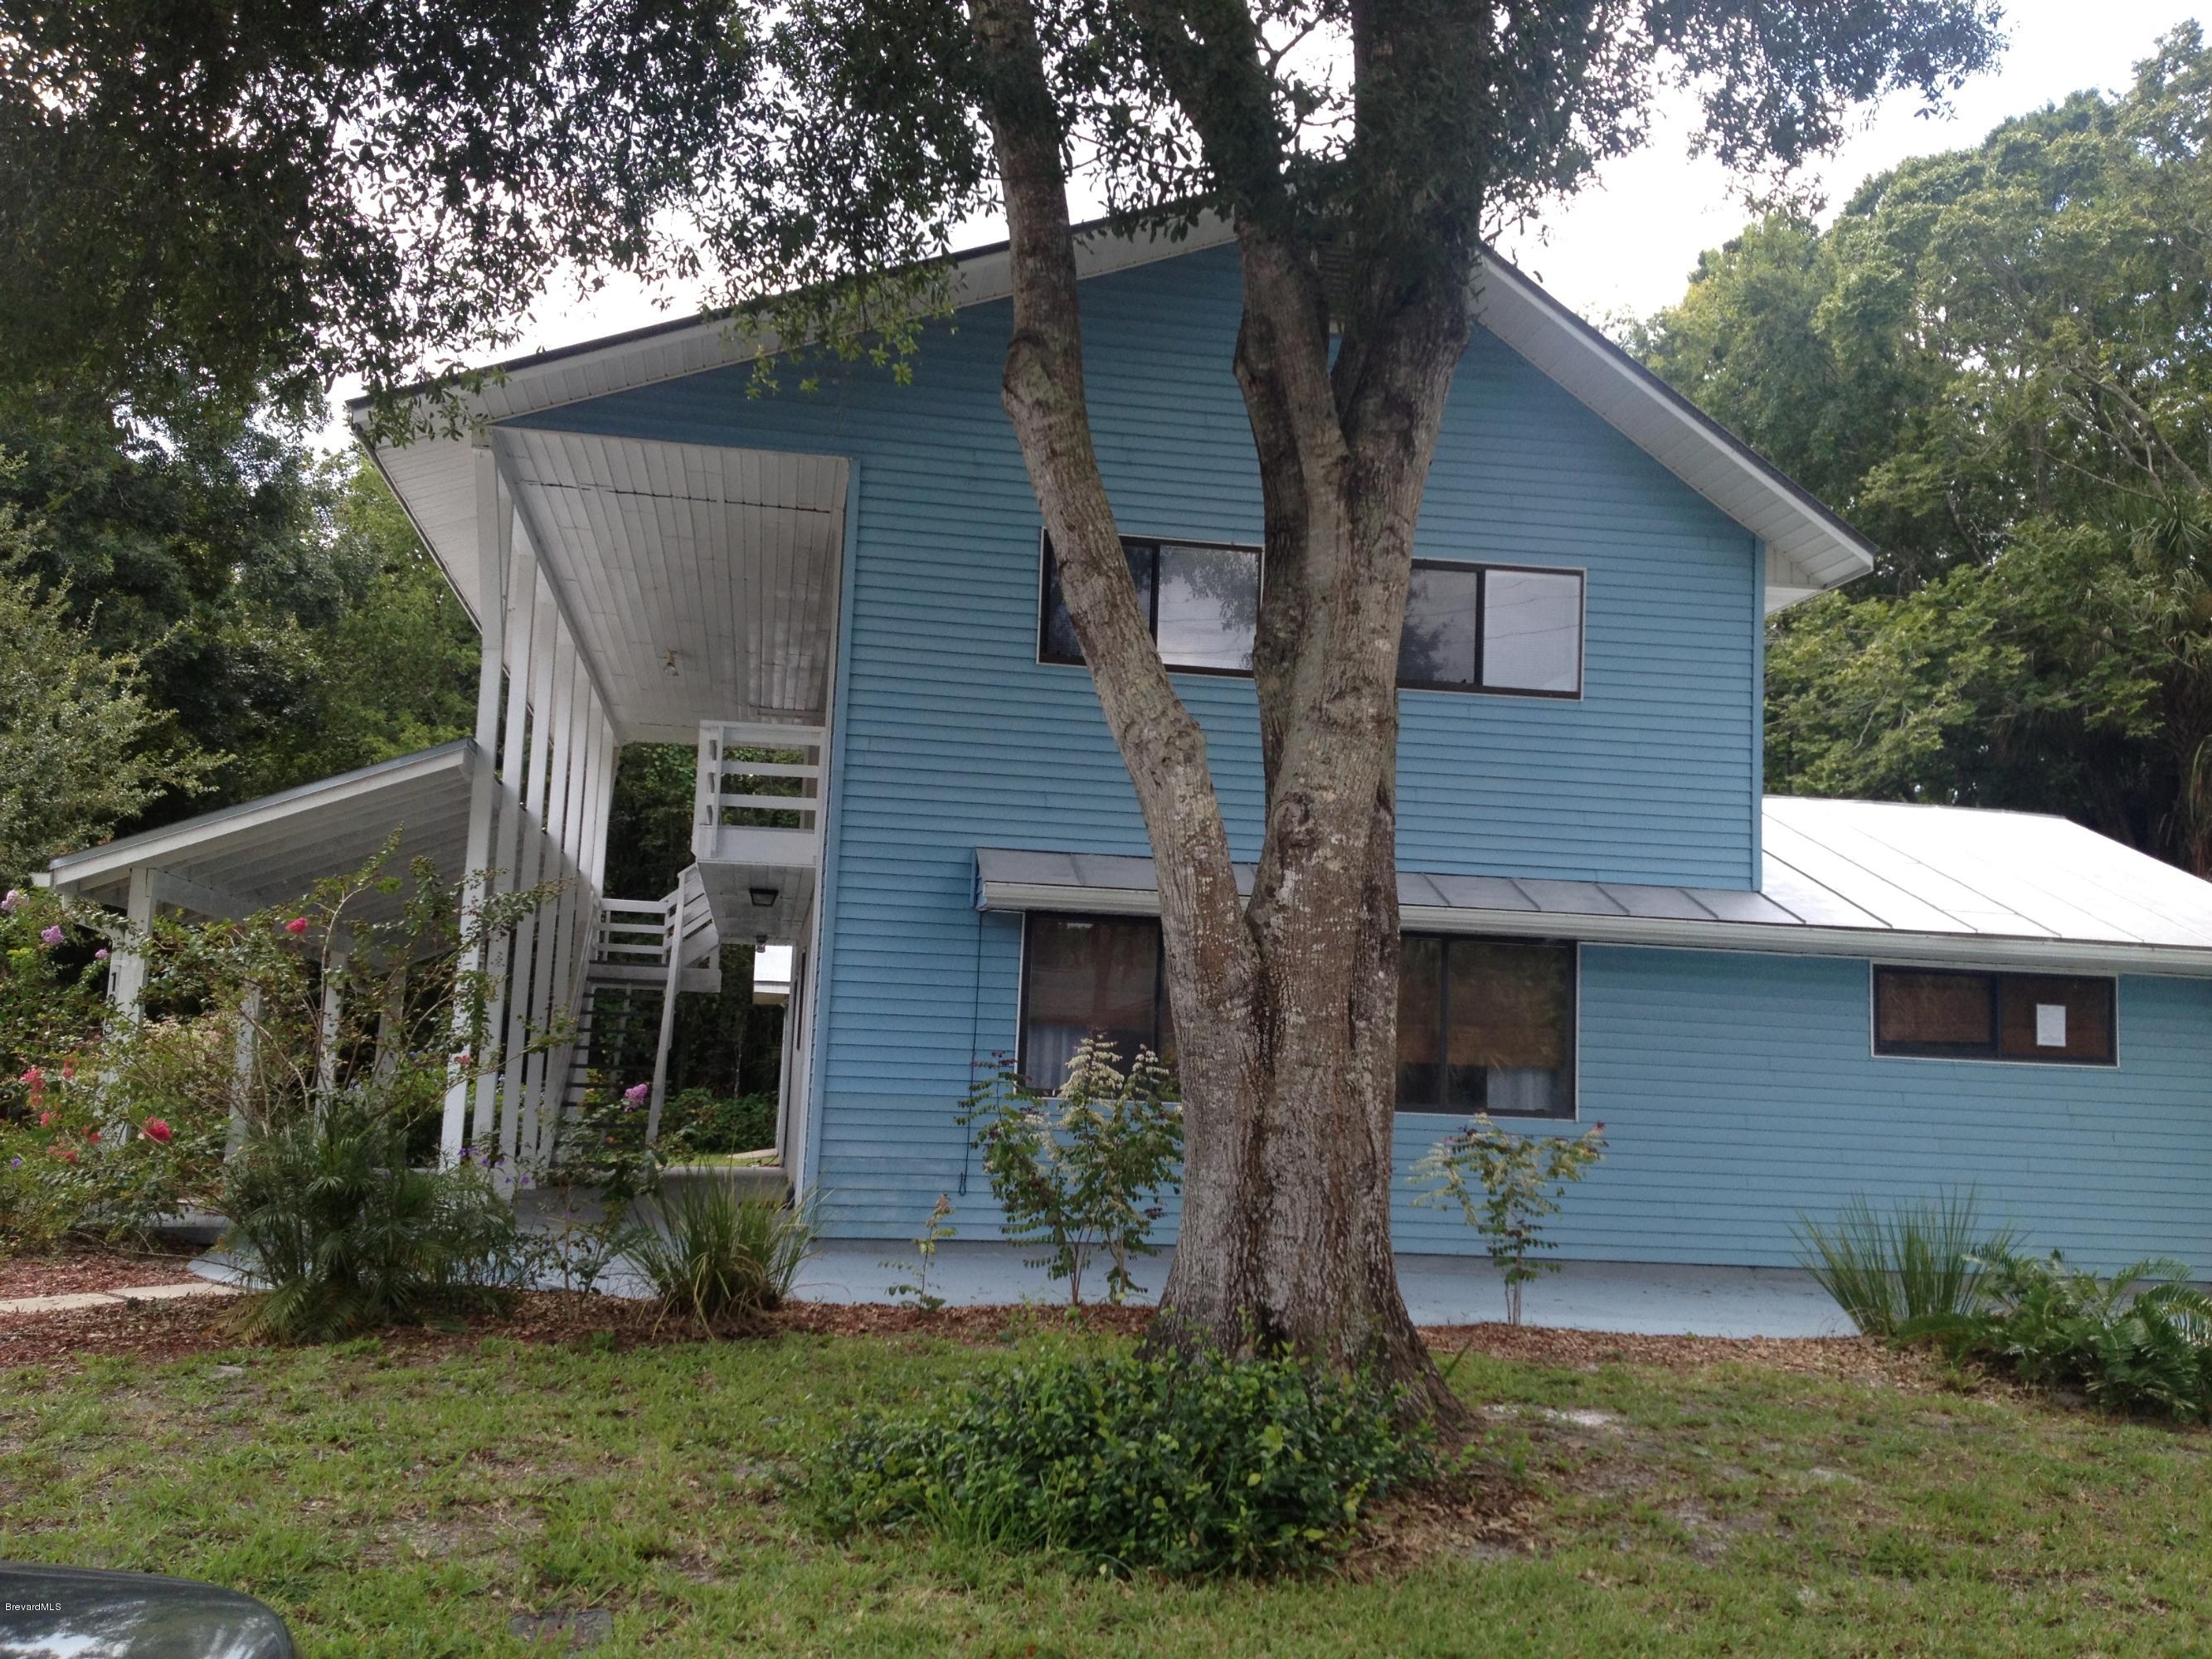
[355,215,1875,614]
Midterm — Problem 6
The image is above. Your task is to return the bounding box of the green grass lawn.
[3,1321,2210,1657]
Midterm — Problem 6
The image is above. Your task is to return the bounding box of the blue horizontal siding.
[518,243,1769,1238]
[1384,949,2212,1272]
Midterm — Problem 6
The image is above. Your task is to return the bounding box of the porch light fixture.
[749,885,779,908]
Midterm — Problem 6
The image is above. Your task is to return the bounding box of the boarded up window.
[1874,967,2115,1065]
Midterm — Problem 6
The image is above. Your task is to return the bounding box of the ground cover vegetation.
[1801,1192,2212,1423]
[4,1316,2210,1657]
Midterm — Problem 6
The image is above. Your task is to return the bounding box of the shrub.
[960,1039,1182,1304]
[629,1177,817,1330]
[666,1087,777,1155]
[1794,1190,2016,1338]
[806,1342,1432,1576]
[1934,1251,2212,1420]
[222,1100,528,1343]
[1410,1114,1607,1325]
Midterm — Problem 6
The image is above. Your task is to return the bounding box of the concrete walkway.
[0,1280,240,1317]
[797,1241,1852,1339]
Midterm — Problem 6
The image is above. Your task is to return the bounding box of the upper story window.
[1400,562,1584,697]
[1018,912,1576,1119]
[1872,966,2116,1065]
[1039,536,1261,674]
[1040,536,1582,698]
[1397,934,1578,1118]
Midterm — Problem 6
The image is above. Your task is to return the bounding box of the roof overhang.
[975,806,2212,980]
[355,216,1874,620]
[39,742,480,921]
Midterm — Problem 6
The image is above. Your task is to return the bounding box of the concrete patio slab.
[794,1241,1853,1339]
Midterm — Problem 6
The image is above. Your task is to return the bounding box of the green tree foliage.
[0,484,213,875]
[1637,27,2212,867]
[0,399,477,839]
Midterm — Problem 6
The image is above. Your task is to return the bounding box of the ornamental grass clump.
[629,1177,817,1331]
[805,1342,1432,1576]
[1793,1190,2016,1338]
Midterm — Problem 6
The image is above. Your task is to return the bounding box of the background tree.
[0,484,211,876]
[1638,27,2212,868]
[2,0,2005,1398]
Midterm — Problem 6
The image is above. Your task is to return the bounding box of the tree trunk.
[967,0,1471,1416]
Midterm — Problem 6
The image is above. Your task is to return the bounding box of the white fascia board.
[980,878,2212,978]
[1474,255,1876,608]
[39,742,480,895]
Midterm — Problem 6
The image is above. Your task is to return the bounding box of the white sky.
[319,2,2203,445]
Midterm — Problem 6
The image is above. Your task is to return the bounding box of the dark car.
[0,1561,294,1658]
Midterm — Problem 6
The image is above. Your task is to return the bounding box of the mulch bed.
[0,1241,205,1301]
[0,1284,1937,1390]
[1417,1321,1941,1388]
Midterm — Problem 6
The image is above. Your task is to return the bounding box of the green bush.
[1929,1252,2212,1420]
[222,1100,527,1343]
[960,1039,1182,1304]
[1795,1190,2016,1338]
[629,1177,816,1330]
[806,1343,1432,1576]
[666,1087,777,1155]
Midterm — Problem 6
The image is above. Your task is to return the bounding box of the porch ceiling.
[498,431,848,745]
[368,429,848,747]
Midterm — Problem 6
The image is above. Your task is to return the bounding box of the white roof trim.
[38,741,479,897]
[976,795,2212,978]
[356,217,1874,615]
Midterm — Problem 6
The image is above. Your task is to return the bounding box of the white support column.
[643,880,683,1149]
[442,440,508,1167]
[539,695,612,1166]
[518,635,581,1164]
[498,578,562,1169]
[225,989,261,1160]
[105,866,157,1023]
[314,945,349,1109]
[471,523,537,1151]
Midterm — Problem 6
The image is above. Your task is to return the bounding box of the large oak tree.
[5,0,2004,1396]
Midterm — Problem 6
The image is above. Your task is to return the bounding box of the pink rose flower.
[284,917,310,936]
[143,1118,173,1144]
[93,947,109,962]
[38,925,62,946]
[622,1082,649,1108]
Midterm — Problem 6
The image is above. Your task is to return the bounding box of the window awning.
[977,797,2212,977]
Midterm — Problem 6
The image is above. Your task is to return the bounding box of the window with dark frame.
[1397,934,1578,1118]
[1018,913,1175,1089]
[1398,560,1584,696]
[1039,536,1260,675]
[1872,966,2116,1064]
[1038,538,1584,697]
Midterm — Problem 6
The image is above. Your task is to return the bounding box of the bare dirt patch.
[0,1241,204,1300]
[1416,1321,1947,1389]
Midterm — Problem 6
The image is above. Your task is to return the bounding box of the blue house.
[47,218,2212,1272]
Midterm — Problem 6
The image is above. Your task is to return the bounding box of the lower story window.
[1397,935,1578,1118]
[1873,966,2116,1064]
[1019,914,1171,1087]
[1018,914,1576,1117]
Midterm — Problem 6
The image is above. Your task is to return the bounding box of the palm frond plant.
[1793,1190,2017,1338]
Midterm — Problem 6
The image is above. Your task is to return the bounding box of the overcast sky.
[322,3,2204,444]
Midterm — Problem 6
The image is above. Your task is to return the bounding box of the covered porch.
[43,420,852,1181]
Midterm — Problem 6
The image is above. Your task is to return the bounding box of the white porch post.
[105,866,156,1022]
[643,879,683,1148]
[314,944,349,1109]
[225,989,261,1160]
[443,438,508,1166]
[472,519,538,1154]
